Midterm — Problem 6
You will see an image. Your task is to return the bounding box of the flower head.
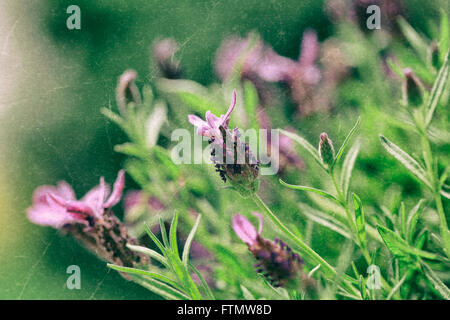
[232,213,303,288]
[116,70,142,114]
[152,38,183,79]
[188,91,259,197]
[28,170,125,229]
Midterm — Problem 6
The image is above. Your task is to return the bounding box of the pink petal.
[56,181,76,200]
[65,200,95,216]
[104,170,125,209]
[205,111,219,129]
[298,29,319,67]
[232,214,258,246]
[32,185,59,205]
[81,180,109,216]
[188,114,208,128]
[27,204,75,228]
[221,90,236,127]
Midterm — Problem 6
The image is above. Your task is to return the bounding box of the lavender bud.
[318,132,335,168]
[428,41,440,70]
[402,68,424,107]
[116,69,142,114]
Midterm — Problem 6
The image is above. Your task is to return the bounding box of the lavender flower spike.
[28,170,125,228]
[27,170,147,269]
[232,212,303,288]
[188,91,259,197]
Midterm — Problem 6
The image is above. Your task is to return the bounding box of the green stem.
[420,132,450,257]
[251,193,359,297]
[330,171,393,292]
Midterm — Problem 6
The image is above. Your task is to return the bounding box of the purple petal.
[65,200,95,216]
[104,170,125,209]
[56,181,76,200]
[232,214,258,246]
[221,90,237,127]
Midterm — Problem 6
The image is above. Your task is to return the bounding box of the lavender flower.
[188,91,259,197]
[257,109,305,173]
[232,212,303,288]
[116,70,142,114]
[27,170,146,268]
[152,38,183,79]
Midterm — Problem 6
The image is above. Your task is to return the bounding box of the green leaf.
[240,285,256,300]
[145,224,166,255]
[190,263,215,300]
[340,141,360,201]
[159,217,170,248]
[127,244,169,268]
[439,9,449,63]
[377,225,442,261]
[169,212,179,256]
[278,129,327,171]
[398,17,428,61]
[182,214,202,267]
[333,117,361,169]
[280,179,341,205]
[298,203,351,239]
[422,262,450,300]
[406,199,425,244]
[425,51,449,127]
[399,202,407,239]
[379,135,432,189]
[107,264,188,300]
[352,194,367,249]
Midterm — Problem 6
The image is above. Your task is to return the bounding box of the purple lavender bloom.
[188,91,259,197]
[28,170,125,229]
[188,90,237,143]
[152,38,183,79]
[232,213,303,288]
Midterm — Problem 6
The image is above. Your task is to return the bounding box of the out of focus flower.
[257,109,305,173]
[189,91,260,197]
[215,30,338,116]
[27,170,147,269]
[152,38,183,79]
[402,68,424,107]
[232,212,303,288]
[116,69,142,114]
[28,170,125,228]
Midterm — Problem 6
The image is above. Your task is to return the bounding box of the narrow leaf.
[377,225,442,261]
[353,194,367,249]
[280,179,341,204]
[340,141,360,200]
[182,214,202,267]
[127,244,169,268]
[425,51,449,126]
[379,135,432,189]
[333,117,361,168]
[406,199,425,244]
[398,17,428,60]
[422,262,450,300]
[278,129,327,170]
[169,212,179,256]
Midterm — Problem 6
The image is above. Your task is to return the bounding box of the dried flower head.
[189,91,259,197]
[232,213,303,288]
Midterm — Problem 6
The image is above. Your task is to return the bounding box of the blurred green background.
[0,0,445,299]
